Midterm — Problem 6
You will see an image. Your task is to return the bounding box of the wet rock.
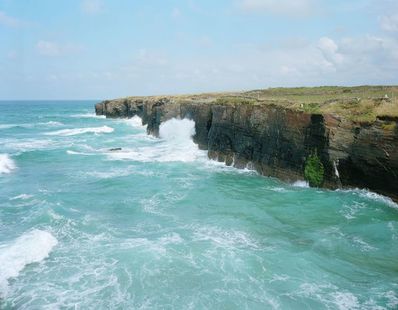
[95,96,398,201]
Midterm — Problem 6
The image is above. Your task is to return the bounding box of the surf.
[0,230,58,296]
[45,125,114,136]
[0,154,16,174]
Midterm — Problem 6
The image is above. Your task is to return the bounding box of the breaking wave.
[45,126,114,136]
[0,154,16,174]
[107,118,206,163]
[292,180,309,188]
[124,115,145,128]
[0,230,58,296]
[70,113,106,119]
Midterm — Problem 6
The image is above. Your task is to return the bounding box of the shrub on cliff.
[304,151,324,187]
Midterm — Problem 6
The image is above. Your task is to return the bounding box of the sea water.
[0,101,397,309]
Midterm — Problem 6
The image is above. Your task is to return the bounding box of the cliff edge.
[95,86,398,201]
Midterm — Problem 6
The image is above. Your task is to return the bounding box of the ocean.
[0,100,397,309]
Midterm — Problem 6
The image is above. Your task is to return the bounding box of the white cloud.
[317,37,344,67]
[238,0,315,17]
[380,14,398,32]
[0,11,22,28]
[36,41,84,57]
[81,0,103,15]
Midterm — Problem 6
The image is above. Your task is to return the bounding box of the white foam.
[0,124,17,130]
[66,150,95,156]
[0,230,58,296]
[331,292,360,310]
[107,118,206,163]
[339,188,398,209]
[0,123,33,129]
[266,186,289,193]
[9,194,33,201]
[292,180,309,188]
[192,225,259,250]
[0,154,16,174]
[159,118,195,141]
[45,126,114,136]
[125,115,145,128]
[70,113,106,119]
[4,139,53,152]
[38,121,64,127]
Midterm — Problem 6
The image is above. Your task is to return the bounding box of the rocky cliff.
[95,88,398,201]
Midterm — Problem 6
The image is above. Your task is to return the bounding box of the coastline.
[95,86,398,202]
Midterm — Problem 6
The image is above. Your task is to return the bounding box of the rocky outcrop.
[95,96,398,201]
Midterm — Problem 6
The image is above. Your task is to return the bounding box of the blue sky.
[0,0,397,99]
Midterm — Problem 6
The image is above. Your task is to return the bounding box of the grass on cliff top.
[231,85,398,123]
[123,85,398,123]
[246,86,398,122]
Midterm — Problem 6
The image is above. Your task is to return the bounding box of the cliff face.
[95,97,398,201]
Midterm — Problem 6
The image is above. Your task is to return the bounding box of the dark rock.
[95,96,398,202]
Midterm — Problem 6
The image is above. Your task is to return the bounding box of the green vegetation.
[215,97,257,105]
[122,85,398,123]
[244,86,398,123]
[381,122,396,131]
[304,151,325,187]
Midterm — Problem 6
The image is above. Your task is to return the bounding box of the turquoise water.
[0,101,397,309]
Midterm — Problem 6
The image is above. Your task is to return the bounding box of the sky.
[0,0,397,99]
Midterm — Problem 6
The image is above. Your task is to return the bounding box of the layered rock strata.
[95,97,398,201]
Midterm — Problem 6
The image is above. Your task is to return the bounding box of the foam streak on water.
[0,101,397,309]
[45,125,114,136]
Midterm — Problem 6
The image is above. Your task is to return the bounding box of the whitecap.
[70,113,106,119]
[4,139,53,152]
[192,225,259,250]
[9,194,33,201]
[0,123,34,130]
[330,291,360,310]
[0,124,17,130]
[66,150,95,156]
[0,154,16,174]
[107,118,206,163]
[0,229,58,296]
[292,180,309,188]
[339,188,398,209]
[45,125,114,136]
[38,121,64,127]
[124,115,145,128]
[266,186,289,193]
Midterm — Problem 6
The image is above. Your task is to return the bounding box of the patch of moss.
[304,151,324,187]
[381,122,396,131]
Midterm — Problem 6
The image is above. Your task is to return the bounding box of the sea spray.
[125,115,145,128]
[0,154,16,174]
[1,101,397,309]
[0,230,58,296]
[108,118,206,162]
[159,118,196,141]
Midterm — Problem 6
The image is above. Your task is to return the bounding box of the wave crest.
[0,154,16,174]
[45,126,114,136]
[0,230,58,296]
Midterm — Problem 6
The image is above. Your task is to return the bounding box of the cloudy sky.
[0,0,397,99]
